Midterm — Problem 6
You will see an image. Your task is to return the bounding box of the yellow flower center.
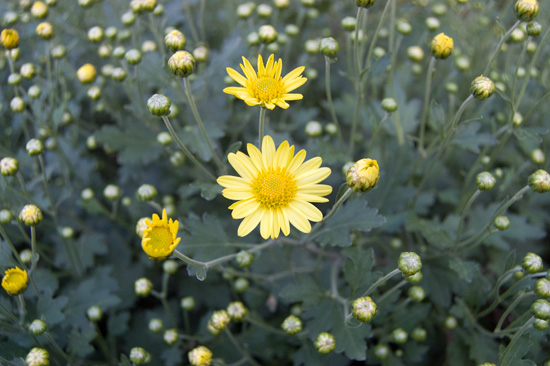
[148,227,173,251]
[253,77,282,103]
[251,168,297,209]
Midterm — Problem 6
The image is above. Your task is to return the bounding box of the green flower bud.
[60,226,74,239]
[257,3,272,17]
[20,63,36,79]
[236,250,254,268]
[163,259,178,275]
[103,184,121,201]
[305,39,321,54]
[445,82,458,93]
[193,46,209,62]
[26,139,43,156]
[374,344,390,360]
[290,304,303,317]
[125,49,141,65]
[234,277,249,293]
[411,327,427,341]
[405,271,423,284]
[136,184,158,201]
[407,46,424,62]
[25,348,49,366]
[51,45,66,59]
[425,17,440,31]
[314,332,336,354]
[319,37,339,58]
[527,21,542,36]
[530,148,545,164]
[113,46,126,58]
[444,315,457,329]
[209,310,230,331]
[163,329,178,345]
[352,296,378,322]
[494,216,510,231]
[170,151,185,167]
[535,278,550,298]
[515,0,539,22]
[157,132,172,146]
[165,30,186,52]
[523,252,543,273]
[381,98,398,112]
[81,188,94,201]
[112,67,127,82]
[396,19,412,35]
[529,169,550,193]
[168,51,195,77]
[0,209,13,224]
[478,363,496,366]
[534,318,549,330]
[121,10,135,26]
[129,347,151,364]
[258,25,278,44]
[135,278,153,297]
[188,346,213,366]
[305,121,323,137]
[285,24,300,36]
[87,306,103,322]
[476,171,496,190]
[237,2,255,18]
[28,85,41,99]
[341,16,356,32]
[274,0,289,8]
[346,158,380,193]
[431,33,454,59]
[227,301,248,321]
[408,286,426,302]
[19,205,43,226]
[355,0,375,8]
[88,26,103,42]
[398,252,422,276]
[10,96,25,112]
[325,123,337,135]
[8,73,22,86]
[148,318,163,333]
[87,86,101,100]
[0,157,19,176]
[513,265,525,279]
[471,75,495,100]
[141,0,157,12]
[392,328,408,344]
[532,299,550,320]
[180,296,196,311]
[281,315,302,334]
[29,319,47,335]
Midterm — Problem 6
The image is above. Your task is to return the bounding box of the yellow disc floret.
[141,209,181,261]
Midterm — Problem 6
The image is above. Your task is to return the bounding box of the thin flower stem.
[377,279,407,304]
[45,332,72,362]
[367,112,390,155]
[417,57,437,156]
[324,57,344,149]
[362,268,401,298]
[454,189,481,245]
[16,172,29,196]
[499,317,535,365]
[449,95,474,132]
[184,0,200,44]
[147,201,163,213]
[161,272,178,328]
[483,20,521,75]
[511,36,531,105]
[363,0,392,71]
[199,0,206,42]
[30,226,38,273]
[93,323,116,364]
[17,295,26,325]
[494,292,535,333]
[0,302,19,324]
[349,7,364,156]
[224,328,261,366]
[183,77,226,174]
[161,116,216,181]
[258,106,266,146]
[38,155,57,224]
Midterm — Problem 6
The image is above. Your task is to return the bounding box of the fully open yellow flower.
[2,267,28,295]
[223,54,307,110]
[141,209,181,260]
[217,135,332,239]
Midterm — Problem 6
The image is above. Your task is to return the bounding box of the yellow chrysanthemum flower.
[223,54,307,110]
[2,267,28,296]
[141,209,181,260]
[217,135,332,239]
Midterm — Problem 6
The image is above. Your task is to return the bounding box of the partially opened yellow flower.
[141,209,181,260]
[223,54,307,110]
[2,267,28,295]
[217,135,332,239]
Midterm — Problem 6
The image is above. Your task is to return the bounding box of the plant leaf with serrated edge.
[67,324,96,357]
[279,275,323,310]
[343,246,377,298]
[451,122,498,153]
[37,288,68,326]
[499,331,532,366]
[179,213,232,261]
[314,199,386,247]
[449,257,480,283]
[95,125,163,165]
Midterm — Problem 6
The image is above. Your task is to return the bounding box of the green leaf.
[37,289,68,326]
[499,331,532,366]
[343,247,379,297]
[448,258,480,283]
[513,126,549,143]
[279,275,323,310]
[189,182,222,201]
[179,213,233,262]
[406,215,453,249]
[314,199,386,247]
[0,240,17,267]
[451,122,498,153]
[95,125,163,165]
[225,140,242,155]
[466,330,499,364]
[160,345,183,366]
[107,311,130,337]
[73,232,108,271]
[180,121,224,162]
[67,324,96,357]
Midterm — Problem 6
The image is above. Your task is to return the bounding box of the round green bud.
[471,75,495,100]
[411,327,427,341]
[0,209,13,224]
[408,286,426,302]
[494,167,504,179]
[103,184,121,201]
[529,169,550,193]
[163,260,178,275]
[98,46,112,58]
[81,188,94,201]
[28,85,41,99]
[157,132,172,146]
[193,46,209,62]
[398,252,422,276]
[209,309,230,331]
[163,329,178,345]
[381,98,398,112]
[532,299,550,320]
[165,30,186,52]
[113,46,126,58]
[148,318,163,333]
[396,19,412,35]
[51,44,66,59]
[515,0,539,22]
[356,0,375,8]
[10,96,25,112]
[352,296,378,322]
[129,347,151,364]
[281,315,302,334]
[290,304,303,317]
[19,205,43,226]
[8,73,22,86]
[494,216,510,231]
[20,63,35,79]
[444,315,458,329]
[86,135,98,150]
[319,37,339,58]
[170,151,185,167]
[112,67,127,82]
[234,277,249,293]
[513,265,525,279]
[535,278,550,298]
[392,328,408,344]
[121,11,136,26]
[325,123,337,135]
[121,197,131,207]
[136,184,158,201]
[425,17,440,31]
[274,0,289,8]
[258,25,278,44]
[445,82,458,93]
[373,46,386,58]
[510,28,526,43]
[432,3,447,15]
[227,301,248,322]
[257,3,272,17]
[168,51,195,77]
[374,344,390,360]
[405,271,423,284]
[478,363,496,366]
[180,296,196,311]
[341,16,356,32]
[407,46,424,62]
[236,250,254,268]
[305,121,323,137]
[285,24,300,36]
[534,318,549,330]
[237,3,255,18]
[87,306,103,321]
[315,332,336,354]
[530,148,545,164]
[125,49,141,65]
[88,26,103,42]
[25,348,49,366]
[527,21,542,36]
[147,94,171,117]
[87,86,101,100]
[29,319,47,335]
[60,226,74,239]
[105,26,117,39]
[0,157,18,176]
[523,252,544,273]
[476,171,496,190]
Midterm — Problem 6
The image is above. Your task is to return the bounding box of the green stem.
[449,95,474,132]
[258,106,266,146]
[29,226,38,274]
[362,268,401,297]
[324,57,344,148]
[93,323,115,365]
[17,295,26,325]
[0,302,19,324]
[45,332,72,362]
[38,155,57,224]
[494,292,535,333]
[184,0,200,43]
[483,20,521,75]
[367,112,390,154]
[454,189,481,244]
[363,0,392,71]
[417,57,437,156]
[160,272,178,328]
[224,328,261,366]
[349,7,364,155]
[16,172,29,197]
[499,317,535,365]
[183,77,226,173]
[161,116,216,181]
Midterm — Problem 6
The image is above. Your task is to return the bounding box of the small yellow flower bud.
[20,63,36,79]
[314,332,336,354]
[31,1,48,18]
[25,347,49,366]
[164,29,186,52]
[193,46,209,62]
[1,157,19,176]
[121,10,136,26]
[234,277,249,292]
[258,25,278,44]
[274,0,289,9]
[1,29,19,49]
[405,271,423,284]
[148,318,163,333]
[346,158,380,193]
[407,46,424,62]
[36,22,53,40]
[77,63,97,84]
[209,309,230,331]
[515,0,539,22]
[281,315,302,334]
[2,267,28,295]
[396,19,412,35]
[430,32,453,59]
[529,169,550,193]
[28,85,41,98]
[188,346,213,366]
[168,51,195,78]
[19,204,43,226]
[523,252,543,273]
[471,75,495,100]
[163,259,178,274]
[352,296,378,322]
[227,301,248,321]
